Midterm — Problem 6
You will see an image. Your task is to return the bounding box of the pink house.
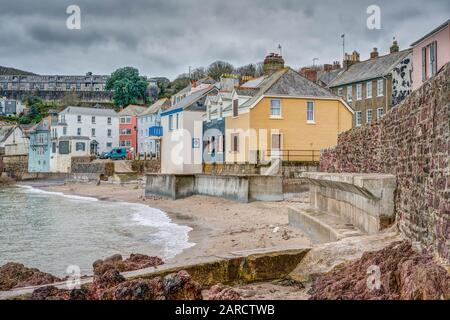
[411,19,450,91]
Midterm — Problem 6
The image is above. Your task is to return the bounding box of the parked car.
[99,151,110,159]
[101,148,127,160]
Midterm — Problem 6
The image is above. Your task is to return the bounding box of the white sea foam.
[130,204,195,259]
[18,185,195,260]
[18,185,99,202]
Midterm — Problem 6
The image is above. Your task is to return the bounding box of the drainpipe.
[382,75,389,111]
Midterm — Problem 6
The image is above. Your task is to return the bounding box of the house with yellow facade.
[222,67,353,163]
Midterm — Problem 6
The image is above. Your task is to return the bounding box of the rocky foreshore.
[0,253,241,301]
[310,241,450,300]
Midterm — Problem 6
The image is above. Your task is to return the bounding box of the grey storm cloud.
[0,0,448,79]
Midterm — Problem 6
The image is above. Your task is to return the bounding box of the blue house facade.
[137,98,171,157]
[203,118,225,164]
[28,119,51,173]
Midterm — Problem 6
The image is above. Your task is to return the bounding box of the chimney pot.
[390,39,399,53]
[370,48,379,59]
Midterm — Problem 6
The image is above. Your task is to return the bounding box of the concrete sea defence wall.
[320,63,450,262]
[145,173,284,203]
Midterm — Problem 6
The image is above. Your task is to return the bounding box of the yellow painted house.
[223,68,353,163]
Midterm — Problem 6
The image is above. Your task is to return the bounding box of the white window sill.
[356,124,362,127]
[306,121,316,124]
[270,115,283,119]
[377,94,384,97]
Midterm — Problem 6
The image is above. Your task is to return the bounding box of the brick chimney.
[190,79,197,88]
[323,64,333,72]
[263,53,285,75]
[390,39,399,53]
[332,61,341,70]
[300,67,317,83]
[370,48,379,59]
[343,51,360,69]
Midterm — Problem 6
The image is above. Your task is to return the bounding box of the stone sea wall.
[320,63,449,263]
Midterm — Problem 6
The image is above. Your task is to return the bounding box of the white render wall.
[56,112,119,153]
[2,127,29,156]
[160,110,203,174]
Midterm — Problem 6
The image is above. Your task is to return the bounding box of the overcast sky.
[0,0,448,80]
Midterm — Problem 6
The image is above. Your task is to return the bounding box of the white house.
[54,106,119,154]
[160,85,218,174]
[0,125,29,156]
[51,136,91,173]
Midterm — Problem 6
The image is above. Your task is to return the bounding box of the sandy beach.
[31,181,312,265]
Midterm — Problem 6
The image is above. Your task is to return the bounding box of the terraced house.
[223,67,353,164]
[137,98,171,157]
[118,105,147,155]
[328,40,412,127]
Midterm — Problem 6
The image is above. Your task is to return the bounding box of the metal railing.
[264,149,320,162]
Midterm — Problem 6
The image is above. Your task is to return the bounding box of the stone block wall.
[320,63,449,263]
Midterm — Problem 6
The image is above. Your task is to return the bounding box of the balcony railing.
[149,126,163,137]
[263,149,320,162]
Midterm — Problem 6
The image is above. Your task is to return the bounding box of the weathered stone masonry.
[320,63,449,263]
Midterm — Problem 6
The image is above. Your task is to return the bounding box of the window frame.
[231,133,239,152]
[355,111,362,127]
[270,99,282,118]
[347,85,353,102]
[356,83,362,100]
[377,79,384,97]
[366,109,373,124]
[377,107,384,119]
[306,101,315,123]
[366,81,372,99]
[232,99,239,117]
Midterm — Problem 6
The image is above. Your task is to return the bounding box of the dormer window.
[232,99,238,117]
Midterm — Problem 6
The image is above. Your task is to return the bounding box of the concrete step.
[288,205,365,244]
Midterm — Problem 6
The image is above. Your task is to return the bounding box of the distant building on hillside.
[0,98,24,116]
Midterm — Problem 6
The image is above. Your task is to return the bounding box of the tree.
[106,67,148,106]
[190,67,206,80]
[235,63,257,77]
[206,61,234,80]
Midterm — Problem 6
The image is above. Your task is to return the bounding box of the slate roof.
[61,106,118,117]
[329,49,412,87]
[139,98,171,116]
[0,125,14,143]
[241,68,336,109]
[317,68,344,86]
[163,85,218,114]
[119,105,147,116]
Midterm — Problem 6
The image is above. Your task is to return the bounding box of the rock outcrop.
[208,283,241,300]
[93,253,164,275]
[0,262,61,291]
[310,241,450,300]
